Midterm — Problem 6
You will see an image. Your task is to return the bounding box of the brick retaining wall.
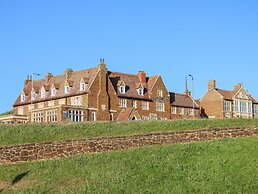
[1,127,258,164]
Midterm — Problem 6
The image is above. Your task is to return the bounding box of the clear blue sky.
[0,0,258,113]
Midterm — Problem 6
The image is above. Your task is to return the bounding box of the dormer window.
[21,92,25,103]
[80,78,88,92]
[137,88,144,96]
[64,81,73,94]
[65,85,70,94]
[136,84,144,96]
[41,87,46,98]
[119,85,126,94]
[80,82,86,91]
[31,90,36,101]
[51,86,56,97]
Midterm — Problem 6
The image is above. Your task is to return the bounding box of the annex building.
[200,80,258,119]
[6,60,199,124]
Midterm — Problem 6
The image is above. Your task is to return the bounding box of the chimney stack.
[234,83,242,91]
[137,71,146,83]
[98,58,107,72]
[45,73,53,83]
[65,68,73,80]
[24,75,31,87]
[208,80,216,90]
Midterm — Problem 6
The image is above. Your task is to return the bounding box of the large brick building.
[200,80,258,119]
[9,60,199,123]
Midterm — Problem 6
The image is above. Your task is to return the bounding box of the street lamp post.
[188,74,195,119]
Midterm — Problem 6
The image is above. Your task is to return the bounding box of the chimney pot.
[137,71,146,83]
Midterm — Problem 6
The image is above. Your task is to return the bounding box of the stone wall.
[1,127,258,164]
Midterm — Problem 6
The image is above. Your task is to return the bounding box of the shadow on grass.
[11,171,30,185]
[0,171,30,193]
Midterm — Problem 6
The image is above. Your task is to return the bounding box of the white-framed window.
[157,90,163,97]
[64,85,70,94]
[119,98,127,108]
[59,98,66,105]
[156,102,165,112]
[51,87,56,97]
[46,109,57,122]
[33,112,43,123]
[142,101,149,110]
[68,109,83,122]
[38,102,44,108]
[240,101,247,113]
[119,85,126,94]
[137,87,144,96]
[132,100,137,109]
[31,91,36,101]
[28,104,35,110]
[21,92,26,103]
[234,100,239,112]
[41,88,46,98]
[189,108,194,116]
[248,102,252,113]
[91,112,96,121]
[48,100,55,107]
[171,106,177,114]
[80,80,87,92]
[224,101,231,112]
[179,107,184,115]
[71,96,83,106]
[18,106,24,115]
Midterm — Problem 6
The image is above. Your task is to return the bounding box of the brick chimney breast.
[234,83,242,91]
[45,73,53,83]
[208,80,216,90]
[65,68,73,80]
[137,71,146,83]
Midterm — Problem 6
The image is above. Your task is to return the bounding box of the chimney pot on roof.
[234,83,242,91]
[137,71,146,83]
[45,73,53,83]
[208,80,216,90]
[65,68,73,80]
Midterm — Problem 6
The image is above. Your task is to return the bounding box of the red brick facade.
[10,60,200,123]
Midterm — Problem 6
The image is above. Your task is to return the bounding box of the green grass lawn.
[0,136,257,193]
[0,118,258,147]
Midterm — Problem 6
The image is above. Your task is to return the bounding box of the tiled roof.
[14,67,98,106]
[251,96,258,104]
[216,89,237,100]
[116,108,133,121]
[108,71,158,100]
[170,92,199,108]
[14,66,160,106]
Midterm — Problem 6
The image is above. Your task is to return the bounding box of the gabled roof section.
[14,67,98,106]
[108,71,156,100]
[116,108,133,121]
[147,75,159,93]
[216,89,237,100]
[170,92,199,109]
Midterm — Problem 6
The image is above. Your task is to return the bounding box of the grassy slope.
[0,137,257,193]
[0,118,258,146]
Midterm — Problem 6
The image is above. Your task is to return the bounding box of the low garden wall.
[1,127,258,164]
